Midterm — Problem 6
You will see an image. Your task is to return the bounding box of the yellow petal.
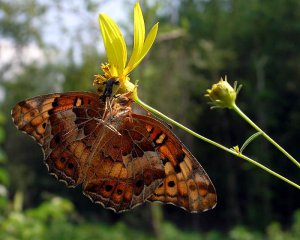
[126,3,145,74]
[126,23,158,73]
[99,14,127,76]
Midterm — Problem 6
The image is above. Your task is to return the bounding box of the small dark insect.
[100,78,120,101]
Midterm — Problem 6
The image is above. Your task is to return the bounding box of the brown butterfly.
[11,91,217,213]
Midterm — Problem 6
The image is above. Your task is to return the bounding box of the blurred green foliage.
[0,0,300,239]
[0,195,300,239]
[0,113,9,213]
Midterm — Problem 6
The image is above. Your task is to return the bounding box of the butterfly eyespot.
[174,164,181,173]
[105,184,113,192]
[42,122,46,129]
[176,154,185,164]
[54,135,61,143]
[167,181,175,188]
[135,179,144,188]
[116,189,123,195]
[67,163,74,169]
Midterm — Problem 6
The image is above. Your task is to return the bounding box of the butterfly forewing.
[12,92,105,186]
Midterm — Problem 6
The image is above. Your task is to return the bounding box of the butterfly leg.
[92,117,121,136]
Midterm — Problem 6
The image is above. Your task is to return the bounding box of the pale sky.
[0,0,133,101]
[41,0,131,58]
[0,1,132,64]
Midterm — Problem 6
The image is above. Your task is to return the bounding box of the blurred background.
[1,0,300,239]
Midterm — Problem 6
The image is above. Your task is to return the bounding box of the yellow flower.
[205,76,242,109]
[94,2,158,95]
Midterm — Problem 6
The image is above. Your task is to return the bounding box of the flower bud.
[205,76,238,109]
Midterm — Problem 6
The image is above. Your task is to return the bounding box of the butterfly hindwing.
[83,115,166,212]
[132,114,217,213]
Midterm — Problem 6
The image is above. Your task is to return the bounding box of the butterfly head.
[116,92,133,105]
[110,92,134,117]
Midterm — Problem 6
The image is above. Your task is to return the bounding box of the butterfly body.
[12,92,217,213]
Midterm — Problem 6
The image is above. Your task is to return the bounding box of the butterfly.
[11,89,217,213]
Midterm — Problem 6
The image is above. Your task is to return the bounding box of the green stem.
[132,93,300,190]
[232,103,300,168]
